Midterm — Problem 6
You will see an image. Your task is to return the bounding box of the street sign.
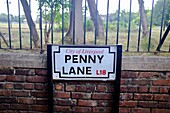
[51,45,118,81]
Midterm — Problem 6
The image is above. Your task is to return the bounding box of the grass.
[0,22,169,55]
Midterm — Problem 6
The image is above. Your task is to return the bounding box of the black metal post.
[29,0,32,49]
[73,0,75,45]
[40,0,43,51]
[105,0,109,45]
[137,0,142,52]
[94,0,98,45]
[116,0,121,44]
[7,0,11,49]
[62,0,65,44]
[18,0,22,49]
[127,0,132,52]
[83,0,87,45]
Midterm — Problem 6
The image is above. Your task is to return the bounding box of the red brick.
[76,85,86,92]
[138,101,158,108]
[152,109,170,113]
[15,69,35,75]
[92,107,112,112]
[119,101,137,107]
[13,83,23,89]
[7,75,25,82]
[72,92,91,99]
[66,85,75,91]
[29,105,48,111]
[11,104,29,110]
[96,85,107,92]
[134,94,153,100]
[158,102,170,109]
[0,90,10,96]
[35,69,47,76]
[86,84,96,92]
[18,97,35,104]
[0,75,6,81]
[55,84,64,91]
[98,100,114,107]
[78,100,97,107]
[121,79,131,85]
[120,86,127,93]
[0,97,17,103]
[54,92,70,98]
[132,108,150,113]
[160,87,169,93]
[138,72,164,78]
[121,71,138,78]
[24,83,34,90]
[4,83,13,89]
[119,108,131,113]
[26,76,47,83]
[92,93,113,100]
[36,98,48,105]
[154,94,170,101]
[138,86,148,92]
[12,91,30,97]
[149,86,160,93]
[120,93,133,100]
[34,84,45,90]
[54,106,71,112]
[0,104,10,110]
[31,91,48,98]
[56,99,77,106]
[153,80,170,86]
[132,80,150,85]
[73,107,91,113]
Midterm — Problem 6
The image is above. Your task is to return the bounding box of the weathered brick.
[24,83,34,90]
[121,79,131,85]
[132,80,150,85]
[0,104,10,110]
[34,84,45,90]
[96,85,107,92]
[0,90,10,96]
[149,86,160,93]
[134,94,153,100]
[13,83,23,89]
[92,107,112,112]
[76,85,86,92]
[36,98,48,105]
[138,86,148,93]
[160,87,169,93]
[98,100,114,107]
[0,75,6,81]
[158,102,170,109]
[92,93,113,100]
[138,101,158,108]
[29,105,48,111]
[120,101,137,107]
[122,71,138,78]
[0,97,17,103]
[154,94,170,101]
[15,69,35,75]
[4,83,13,89]
[66,85,75,91]
[120,93,133,100]
[55,83,64,91]
[54,91,70,98]
[12,91,30,97]
[72,92,91,99]
[132,108,150,113]
[26,76,47,83]
[11,104,29,110]
[152,109,170,113]
[0,68,14,75]
[18,97,35,104]
[54,106,71,112]
[153,80,170,86]
[56,99,77,106]
[35,69,47,76]
[7,75,25,82]
[86,84,96,92]
[138,72,165,78]
[73,107,91,113]
[119,108,131,113]
[78,100,97,107]
[0,84,3,89]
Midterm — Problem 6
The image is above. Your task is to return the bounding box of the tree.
[138,0,149,37]
[20,0,39,48]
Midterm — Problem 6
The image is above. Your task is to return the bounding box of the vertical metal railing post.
[7,0,11,49]
[83,0,87,45]
[72,0,75,45]
[62,0,65,44]
[18,0,22,49]
[40,0,43,51]
[29,0,32,49]
[137,0,142,52]
[116,0,120,44]
[127,0,132,52]
[105,0,109,45]
[94,0,98,45]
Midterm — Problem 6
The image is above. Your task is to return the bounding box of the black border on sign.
[53,45,115,79]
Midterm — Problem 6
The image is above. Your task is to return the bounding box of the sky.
[0,0,158,21]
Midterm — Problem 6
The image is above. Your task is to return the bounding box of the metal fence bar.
[116,0,120,44]
[51,1,54,44]
[72,0,75,45]
[7,0,11,49]
[18,0,22,49]
[62,0,65,44]
[94,0,98,45]
[159,0,166,43]
[83,0,87,45]
[40,0,43,50]
[105,0,109,45]
[148,0,154,52]
[126,0,132,52]
[137,0,142,52]
[29,0,32,49]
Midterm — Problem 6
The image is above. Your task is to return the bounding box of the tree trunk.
[138,0,148,37]
[20,0,39,48]
[65,0,84,44]
[87,0,104,39]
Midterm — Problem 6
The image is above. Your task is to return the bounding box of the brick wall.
[0,54,170,113]
[0,67,169,113]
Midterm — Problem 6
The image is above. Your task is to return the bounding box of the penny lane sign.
[47,45,122,113]
[49,45,121,81]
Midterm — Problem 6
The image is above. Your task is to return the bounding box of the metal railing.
[0,0,169,52]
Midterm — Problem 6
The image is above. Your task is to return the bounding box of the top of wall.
[0,53,169,71]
